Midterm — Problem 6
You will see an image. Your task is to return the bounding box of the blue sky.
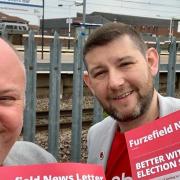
[0,0,180,25]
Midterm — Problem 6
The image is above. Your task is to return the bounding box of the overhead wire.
[1,1,180,20]
[114,0,180,9]
[45,1,180,14]
[84,3,180,17]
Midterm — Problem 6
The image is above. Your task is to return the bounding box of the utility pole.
[82,0,86,25]
[41,0,45,59]
[58,3,72,49]
[58,1,86,49]
[169,18,173,39]
[75,0,86,24]
[67,5,72,49]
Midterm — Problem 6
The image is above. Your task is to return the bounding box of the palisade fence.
[8,28,180,161]
[23,27,94,162]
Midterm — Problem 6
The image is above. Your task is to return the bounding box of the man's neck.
[118,90,159,132]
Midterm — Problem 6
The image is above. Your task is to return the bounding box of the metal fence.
[23,28,87,162]
[3,28,180,162]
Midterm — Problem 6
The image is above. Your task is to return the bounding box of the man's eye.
[94,71,106,78]
[0,96,16,105]
[0,96,15,101]
[120,62,133,67]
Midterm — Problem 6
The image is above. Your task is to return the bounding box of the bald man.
[0,38,56,166]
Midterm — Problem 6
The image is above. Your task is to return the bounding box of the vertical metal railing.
[166,36,177,97]
[93,97,103,124]
[71,26,85,162]
[48,32,61,159]
[23,31,37,142]
[154,37,161,91]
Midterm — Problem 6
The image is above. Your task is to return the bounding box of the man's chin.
[107,108,141,122]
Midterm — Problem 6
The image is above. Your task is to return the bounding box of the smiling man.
[0,38,56,166]
[83,22,180,179]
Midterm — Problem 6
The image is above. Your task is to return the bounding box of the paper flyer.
[125,110,180,180]
[0,163,106,180]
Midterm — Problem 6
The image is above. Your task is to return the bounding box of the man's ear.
[83,72,95,95]
[146,47,159,76]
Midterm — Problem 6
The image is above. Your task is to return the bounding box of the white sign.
[66,18,73,24]
[178,21,180,33]
[0,0,43,8]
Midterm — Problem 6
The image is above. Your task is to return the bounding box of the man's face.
[0,39,26,164]
[84,35,158,122]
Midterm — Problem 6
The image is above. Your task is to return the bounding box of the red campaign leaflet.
[125,110,180,180]
[0,163,106,180]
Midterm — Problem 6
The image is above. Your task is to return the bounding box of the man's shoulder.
[3,141,57,166]
[159,94,180,107]
[87,116,117,166]
[88,116,116,135]
[158,94,180,116]
[161,95,180,101]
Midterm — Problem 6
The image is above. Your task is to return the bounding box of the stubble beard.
[108,88,154,122]
[97,79,154,123]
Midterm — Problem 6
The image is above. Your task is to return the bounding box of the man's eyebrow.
[116,56,132,62]
[0,88,20,94]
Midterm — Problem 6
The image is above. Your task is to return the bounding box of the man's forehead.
[0,39,15,54]
[0,39,26,80]
[0,40,22,66]
[0,38,10,49]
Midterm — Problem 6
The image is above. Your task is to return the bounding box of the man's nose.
[108,70,125,90]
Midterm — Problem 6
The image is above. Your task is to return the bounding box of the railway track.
[36,108,93,131]
[36,108,93,118]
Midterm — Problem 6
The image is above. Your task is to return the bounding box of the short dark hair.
[83,22,147,62]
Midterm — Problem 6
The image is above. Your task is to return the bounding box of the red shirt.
[106,130,132,180]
